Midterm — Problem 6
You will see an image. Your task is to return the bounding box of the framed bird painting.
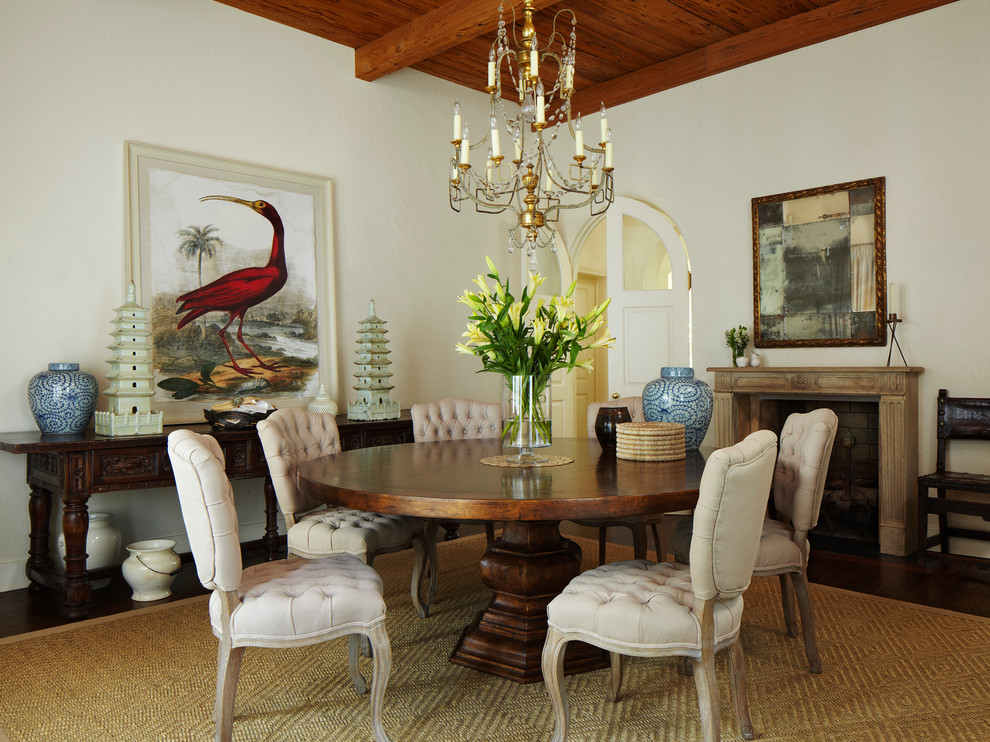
[125,141,337,424]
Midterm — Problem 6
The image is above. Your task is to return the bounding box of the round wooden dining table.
[296,437,706,683]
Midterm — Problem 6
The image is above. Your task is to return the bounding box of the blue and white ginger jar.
[27,363,99,435]
[642,367,713,450]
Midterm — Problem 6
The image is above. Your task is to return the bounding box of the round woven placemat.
[480,455,574,468]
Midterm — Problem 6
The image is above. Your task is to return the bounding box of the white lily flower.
[533,316,547,344]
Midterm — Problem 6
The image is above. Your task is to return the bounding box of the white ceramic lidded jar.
[121,539,181,601]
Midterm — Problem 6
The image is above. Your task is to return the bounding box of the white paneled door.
[605,199,691,399]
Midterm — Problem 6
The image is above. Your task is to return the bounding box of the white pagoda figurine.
[94,282,163,436]
[347,299,400,421]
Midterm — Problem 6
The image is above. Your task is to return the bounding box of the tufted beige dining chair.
[542,430,778,742]
[410,397,501,601]
[167,429,392,742]
[573,396,667,564]
[672,407,838,673]
[257,408,432,618]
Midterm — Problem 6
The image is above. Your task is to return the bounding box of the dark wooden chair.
[916,389,990,567]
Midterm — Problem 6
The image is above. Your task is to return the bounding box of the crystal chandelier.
[448,0,614,267]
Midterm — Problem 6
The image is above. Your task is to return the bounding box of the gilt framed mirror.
[752,176,886,348]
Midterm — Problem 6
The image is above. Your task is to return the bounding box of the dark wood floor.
[2,529,989,640]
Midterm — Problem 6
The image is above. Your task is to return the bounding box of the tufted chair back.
[411,398,501,441]
[167,429,242,593]
[689,429,777,602]
[257,408,342,526]
[772,408,839,532]
[586,396,644,436]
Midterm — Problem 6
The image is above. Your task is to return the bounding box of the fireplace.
[708,366,923,556]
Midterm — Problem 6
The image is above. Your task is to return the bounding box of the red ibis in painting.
[175,195,287,377]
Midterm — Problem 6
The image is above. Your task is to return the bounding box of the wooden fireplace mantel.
[706,366,924,556]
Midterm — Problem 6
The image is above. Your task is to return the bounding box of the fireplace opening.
[772,399,880,557]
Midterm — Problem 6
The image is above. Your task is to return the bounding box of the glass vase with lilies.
[456,257,615,458]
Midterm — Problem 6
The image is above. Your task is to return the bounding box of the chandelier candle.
[447,0,615,267]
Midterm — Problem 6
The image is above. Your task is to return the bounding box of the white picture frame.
[125,141,337,423]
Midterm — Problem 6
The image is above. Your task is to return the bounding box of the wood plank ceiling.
[215,0,958,112]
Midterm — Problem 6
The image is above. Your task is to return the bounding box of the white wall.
[0,0,506,590]
[559,0,989,554]
[1,0,987,589]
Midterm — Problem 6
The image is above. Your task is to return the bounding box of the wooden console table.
[707,366,922,556]
[0,411,412,619]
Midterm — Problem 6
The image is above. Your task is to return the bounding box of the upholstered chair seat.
[215,555,386,642]
[167,429,392,742]
[547,560,744,648]
[543,430,778,742]
[257,408,432,618]
[287,509,424,561]
[754,519,805,572]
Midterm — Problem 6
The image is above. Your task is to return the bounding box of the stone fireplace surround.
[707,366,923,556]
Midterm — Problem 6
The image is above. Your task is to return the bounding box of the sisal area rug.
[1,536,989,742]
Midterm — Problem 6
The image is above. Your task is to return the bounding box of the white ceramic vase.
[308,385,338,415]
[121,539,181,601]
[57,512,121,589]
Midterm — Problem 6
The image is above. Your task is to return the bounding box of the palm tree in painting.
[176,224,226,332]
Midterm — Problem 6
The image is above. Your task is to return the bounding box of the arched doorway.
[564,198,692,435]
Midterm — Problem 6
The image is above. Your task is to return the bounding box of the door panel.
[623,306,671,386]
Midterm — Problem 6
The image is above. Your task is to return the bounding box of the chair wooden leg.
[485,522,495,545]
[631,523,647,560]
[936,487,950,554]
[691,651,721,742]
[650,517,666,561]
[607,651,624,703]
[916,483,929,567]
[367,623,393,742]
[727,638,755,740]
[214,639,244,742]
[791,571,822,674]
[410,533,429,618]
[692,600,720,742]
[779,573,798,637]
[541,627,570,742]
[598,527,607,565]
[360,554,375,657]
[348,634,367,695]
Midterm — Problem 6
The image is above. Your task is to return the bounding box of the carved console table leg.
[60,490,92,620]
[26,483,54,592]
[60,452,93,620]
[262,476,282,561]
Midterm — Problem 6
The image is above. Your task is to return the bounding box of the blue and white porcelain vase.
[27,363,99,435]
[642,367,713,450]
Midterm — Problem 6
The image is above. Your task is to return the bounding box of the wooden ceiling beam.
[570,0,960,113]
[355,0,562,82]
